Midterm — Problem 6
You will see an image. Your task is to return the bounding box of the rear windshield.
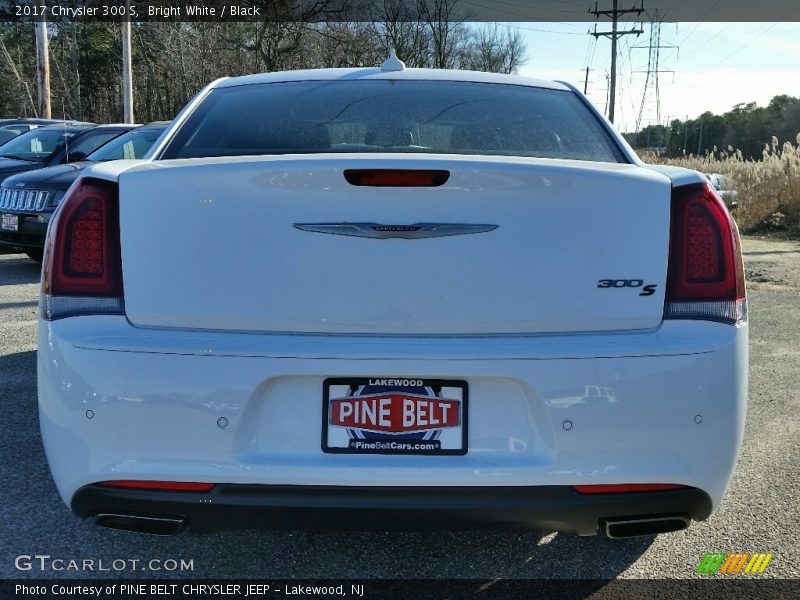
[161,80,624,163]
[69,129,125,157]
[88,127,166,161]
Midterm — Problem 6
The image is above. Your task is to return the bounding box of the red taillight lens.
[42,177,124,320]
[344,169,450,187]
[98,481,215,492]
[664,182,746,325]
[573,484,686,494]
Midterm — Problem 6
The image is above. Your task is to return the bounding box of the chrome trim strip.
[293,223,498,239]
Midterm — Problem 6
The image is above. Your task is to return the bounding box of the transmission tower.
[590,1,644,124]
[633,10,677,132]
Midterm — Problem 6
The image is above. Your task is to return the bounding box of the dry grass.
[640,134,800,237]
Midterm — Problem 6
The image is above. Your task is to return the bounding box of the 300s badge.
[597,279,658,296]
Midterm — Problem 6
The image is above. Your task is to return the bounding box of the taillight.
[41,177,124,320]
[664,182,746,325]
[98,481,215,492]
[344,169,450,186]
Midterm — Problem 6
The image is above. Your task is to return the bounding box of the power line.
[498,23,586,36]
[700,22,781,72]
[694,4,800,72]
[679,5,758,59]
[620,35,637,129]
[580,67,595,94]
[676,0,722,47]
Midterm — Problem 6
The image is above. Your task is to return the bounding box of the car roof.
[0,118,89,126]
[31,123,133,136]
[34,123,95,133]
[132,125,168,132]
[213,67,569,92]
[87,123,138,129]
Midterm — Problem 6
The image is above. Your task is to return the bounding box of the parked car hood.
[3,161,91,190]
[0,157,39,173]
[0,158,41,184]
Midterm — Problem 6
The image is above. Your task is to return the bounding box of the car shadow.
[2,348,653,584]
[184,526,655,580]
[0,253,41,286]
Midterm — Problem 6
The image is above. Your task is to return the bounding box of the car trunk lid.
[118,155,671,335]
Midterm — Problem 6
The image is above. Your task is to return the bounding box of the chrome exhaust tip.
[604,515,690,538]
[94,513,185,535]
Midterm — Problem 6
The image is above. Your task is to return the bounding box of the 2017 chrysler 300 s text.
[38,57,747,538]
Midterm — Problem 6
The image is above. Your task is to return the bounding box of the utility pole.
[34,19,51,118]
[683,114,689,155]
[121,2,134,124]
[583,66,592,94]
[697,118,703,155]
[662,114,672,153]
[591,1,644,124]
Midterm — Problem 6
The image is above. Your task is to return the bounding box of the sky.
[509,22,800,132]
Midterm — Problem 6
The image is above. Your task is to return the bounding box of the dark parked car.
[0,122,167,261]
[0,119,78,146]
[0,123,133,186]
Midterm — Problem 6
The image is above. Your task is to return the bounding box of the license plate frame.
[1,213,18,232]
[322,377,468,456]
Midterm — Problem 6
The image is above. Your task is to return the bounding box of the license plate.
[1,214,18,232]
[323,377,468,455]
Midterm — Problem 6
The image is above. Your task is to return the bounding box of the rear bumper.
[39,316,747,525]
[0,213,47,250]
[71,483,712,536]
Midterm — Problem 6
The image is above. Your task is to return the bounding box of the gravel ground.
[0,238,797,580]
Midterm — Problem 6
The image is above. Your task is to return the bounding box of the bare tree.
[418,0,467,69]
[0,36,37,115]
[308,22,382,67]
[463,24,526,74]
[0,7,527,123]
[371,0,430,67]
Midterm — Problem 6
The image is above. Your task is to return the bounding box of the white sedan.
[706,172,739,209]
[38,57,747,537]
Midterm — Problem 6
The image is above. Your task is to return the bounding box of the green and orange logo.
[696,552,774,574]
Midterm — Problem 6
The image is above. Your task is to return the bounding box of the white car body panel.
[39,316,747,507]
